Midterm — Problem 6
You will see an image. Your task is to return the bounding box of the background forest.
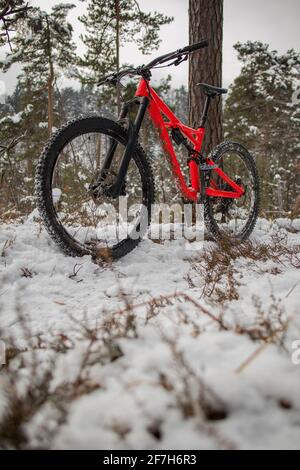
[0,0,299,220]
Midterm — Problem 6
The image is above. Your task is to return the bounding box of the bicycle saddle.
[197,83,228,97]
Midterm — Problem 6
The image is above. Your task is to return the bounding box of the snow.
[0,111,22,124]
[38,122,48,129]
[52,188,62,203]
[0,216,299,449]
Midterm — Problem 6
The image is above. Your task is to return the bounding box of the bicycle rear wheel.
[204,141,260,242]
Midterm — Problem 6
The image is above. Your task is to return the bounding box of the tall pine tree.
[188,0,223,153]
[0,3,77,135]
[224,41,300,214]
[78,0,173,112]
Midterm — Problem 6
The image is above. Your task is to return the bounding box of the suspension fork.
[107,96,149,198]
[101,102,129,174]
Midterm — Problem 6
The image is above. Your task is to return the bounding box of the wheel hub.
[89,170,126,203]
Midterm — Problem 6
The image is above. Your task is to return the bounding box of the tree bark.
[45,15,54,136]
[188,0,223,154]
[47,75,54,136]
[115,0,121,115]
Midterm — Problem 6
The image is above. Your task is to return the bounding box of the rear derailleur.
[215,177,244,222]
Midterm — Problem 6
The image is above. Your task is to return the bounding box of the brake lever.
[174,54,188,66]
[97,74,118,87]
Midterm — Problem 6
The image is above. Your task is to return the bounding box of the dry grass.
[1,237,16,258]
[0,284,291,449]
[186,233,300,304]
[0,224,297,449]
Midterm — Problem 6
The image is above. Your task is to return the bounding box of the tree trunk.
[47,74,54,136]
[115,0,121,115]
[188,0,223,154]
[45,15,54,136]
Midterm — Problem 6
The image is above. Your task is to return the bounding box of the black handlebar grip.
[180,39,209,53]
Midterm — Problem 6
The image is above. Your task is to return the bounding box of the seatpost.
[199,96,211,128]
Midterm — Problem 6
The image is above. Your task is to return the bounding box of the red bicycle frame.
[135,78,244,202]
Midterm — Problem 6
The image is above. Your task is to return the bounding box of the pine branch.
[0,3,29,22]
[0,2,10,22]
[3,17,12,50]
[0,131,26,156]
[0,2,31,47]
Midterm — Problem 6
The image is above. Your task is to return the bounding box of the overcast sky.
[1,0,300,94]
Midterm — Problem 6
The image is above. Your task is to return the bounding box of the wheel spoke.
[206,143,259,242]
[51,130,146,252]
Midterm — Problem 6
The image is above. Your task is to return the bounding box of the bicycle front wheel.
[35,116,155,260]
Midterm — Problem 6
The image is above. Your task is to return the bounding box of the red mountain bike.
[35,40,259,259]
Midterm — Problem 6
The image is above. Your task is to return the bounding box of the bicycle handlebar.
[97,40,208,86]
[145,39,208,68]
[179,39,209,54]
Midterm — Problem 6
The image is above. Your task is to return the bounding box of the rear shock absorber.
[171,127,187,146]
[171,127,201,193]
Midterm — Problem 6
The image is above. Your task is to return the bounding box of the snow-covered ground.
[0,216,299,449]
